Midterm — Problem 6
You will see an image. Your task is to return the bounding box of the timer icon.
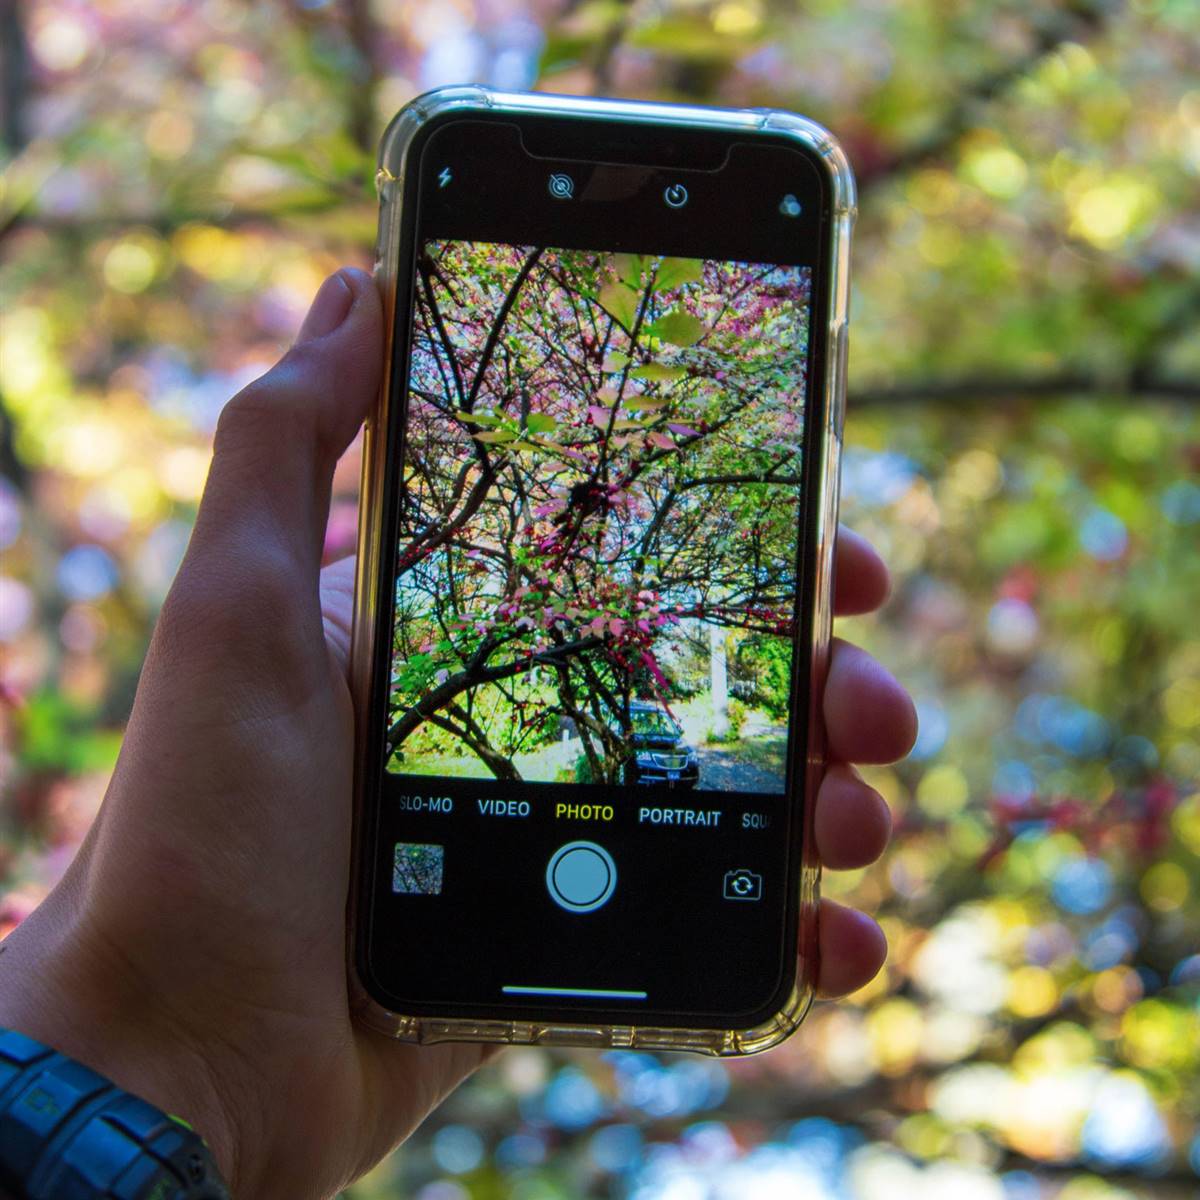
[663,183,689,209]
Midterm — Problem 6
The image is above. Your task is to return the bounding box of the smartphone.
[349,86,854,1055]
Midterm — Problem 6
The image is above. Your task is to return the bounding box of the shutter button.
[546,841,617,913]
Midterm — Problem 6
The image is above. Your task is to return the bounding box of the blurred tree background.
[1,0,1198,1197]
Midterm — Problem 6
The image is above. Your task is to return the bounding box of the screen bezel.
[355,107,837,1030]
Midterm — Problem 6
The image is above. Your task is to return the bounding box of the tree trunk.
[710,622,728,737]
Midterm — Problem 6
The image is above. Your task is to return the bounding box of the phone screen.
[359,115,833,1027]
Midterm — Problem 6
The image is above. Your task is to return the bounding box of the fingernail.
[297,271,354,344]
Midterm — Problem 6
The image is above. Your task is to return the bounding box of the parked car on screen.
[623,701,700,788]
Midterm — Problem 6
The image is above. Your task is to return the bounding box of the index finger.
[834,526,890,616]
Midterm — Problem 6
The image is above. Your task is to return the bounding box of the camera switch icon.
[723,869,763,902]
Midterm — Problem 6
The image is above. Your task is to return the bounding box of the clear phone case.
[348,86,856,1056]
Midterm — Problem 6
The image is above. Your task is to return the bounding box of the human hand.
[0,268,915,1199]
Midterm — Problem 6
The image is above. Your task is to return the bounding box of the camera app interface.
[371,236,816,1023]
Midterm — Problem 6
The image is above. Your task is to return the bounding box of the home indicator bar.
[502,986,648,1000]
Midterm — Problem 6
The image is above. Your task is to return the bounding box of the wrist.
[0,1028,229,1198]
[0,880,242,1194]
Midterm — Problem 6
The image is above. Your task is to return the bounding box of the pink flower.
[640,651,669,689]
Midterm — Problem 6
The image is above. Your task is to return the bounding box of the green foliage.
[654,257,705,292]
[597,280,639,330]
[727,697,747,738]
[737,634,794,719]
[643,309,706,347]
[13,692,122,777]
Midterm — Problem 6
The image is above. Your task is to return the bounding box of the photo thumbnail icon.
[393,843,445,895]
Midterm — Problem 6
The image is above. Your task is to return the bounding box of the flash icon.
[438,167,453,189]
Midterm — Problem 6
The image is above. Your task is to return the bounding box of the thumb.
[145,267,383,700]
[189,267,382,577]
